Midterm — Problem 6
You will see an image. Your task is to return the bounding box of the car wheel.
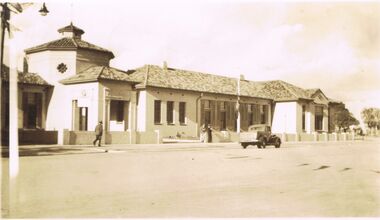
[258,137,266,149]
[241,143,248,149]
[274,138,281,148]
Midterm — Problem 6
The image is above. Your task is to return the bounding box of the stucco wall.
[65,83,99,131]
[76,50,111,73]
[100,81,135,132]
[144,87,200,138]
[272,102,297,134]
[26,51,77,85]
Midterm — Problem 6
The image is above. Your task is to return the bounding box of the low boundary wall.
[19,130,58,145]
[62,130,359,145]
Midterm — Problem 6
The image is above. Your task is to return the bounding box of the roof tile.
[25,37,114,58]
[1,65,51,86]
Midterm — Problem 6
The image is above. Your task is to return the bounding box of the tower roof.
[57,22,85,37]
[24,23,114,59]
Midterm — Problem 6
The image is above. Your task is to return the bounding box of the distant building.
[1,24,344,145]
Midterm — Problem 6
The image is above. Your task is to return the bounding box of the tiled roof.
[1,65,51,86]
[259,80,313,101]
[24,37,114,58]
[59,64,340,103]
[133,65,246,96]
[58,23,84,35]
[305,88,320,98]
[240,80,274,99]
[59,66,142,84]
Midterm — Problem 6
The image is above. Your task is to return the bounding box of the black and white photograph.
[1,0,380,218]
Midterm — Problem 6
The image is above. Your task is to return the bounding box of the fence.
[276,132,356,142]
[62,129,360,145]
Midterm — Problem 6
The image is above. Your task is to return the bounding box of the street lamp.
[1,3,49,148]
[1,2,49,174]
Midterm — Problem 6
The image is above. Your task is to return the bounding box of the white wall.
[144,88,200,138]
[100,81,134,132]
[66,83,99,131]
[136,90,147,132]
[27,51,77,85]
[26,50,78,135]
[272,102,298,134]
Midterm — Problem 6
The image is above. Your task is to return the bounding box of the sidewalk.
[1,137,373,158]
[1,142,238,157]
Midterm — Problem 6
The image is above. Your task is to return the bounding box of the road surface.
[2,139,380,218]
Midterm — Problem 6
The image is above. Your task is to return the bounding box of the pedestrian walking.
[93,121,103,147]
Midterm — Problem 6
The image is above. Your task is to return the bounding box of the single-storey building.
[1,23,345,145]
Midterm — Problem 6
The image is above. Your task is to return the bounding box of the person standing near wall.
[93,121,103,147]
[200,124,208,143]
[207,124,213,143]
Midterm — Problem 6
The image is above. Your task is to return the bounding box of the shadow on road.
[1,147,104,158]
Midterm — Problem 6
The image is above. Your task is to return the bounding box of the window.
[202,100,212,125]
[220,102,227,130]
[179,102,186,124]
[110,100,125,123]
[302,105,306,131]
[315,106,323,131]
[204,100,210,109]
[248,104,253,126]
[154,100,161,124]
[22,92,42,129]
[57,63,68,73]
[167,101,174,124]
[79,107,88,131]
[220,101,226,111]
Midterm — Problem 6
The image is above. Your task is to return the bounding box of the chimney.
[163,61,168,71]
[23,57,29,73]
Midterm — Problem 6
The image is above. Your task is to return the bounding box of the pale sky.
[6,0,380,123]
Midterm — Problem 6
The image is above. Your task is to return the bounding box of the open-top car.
[239,124,281,149]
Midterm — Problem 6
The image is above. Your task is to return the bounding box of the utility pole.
[236,77,241,134]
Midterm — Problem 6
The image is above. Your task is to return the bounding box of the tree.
[334,107,359,131]
[361,108,380,135]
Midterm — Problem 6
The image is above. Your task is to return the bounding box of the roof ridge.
[98,66,106,79]
[278,80,309,99]
[144,65,150,86]
[148,64,244,81]
[72,37,79,47]
[77,65,101,74]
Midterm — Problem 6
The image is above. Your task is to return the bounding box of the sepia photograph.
[1,0,380,218]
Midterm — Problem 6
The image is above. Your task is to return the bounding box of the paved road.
[2,139,380,218]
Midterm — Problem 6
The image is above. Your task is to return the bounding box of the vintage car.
[239,124,281,149]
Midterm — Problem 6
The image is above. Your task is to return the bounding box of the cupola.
[57,22,85,39]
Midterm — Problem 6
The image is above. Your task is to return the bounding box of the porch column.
[100,99,110,145]
[267,104,272,126]
[322,106,329,132]
[129,91,137,144]
[41,92,46,129]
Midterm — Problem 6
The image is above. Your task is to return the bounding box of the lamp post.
[0,3,48,217]
[1,1,49,174]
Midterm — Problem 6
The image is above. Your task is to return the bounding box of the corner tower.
[25,23,115,84]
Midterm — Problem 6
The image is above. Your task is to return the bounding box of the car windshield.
[250,126,266,131]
